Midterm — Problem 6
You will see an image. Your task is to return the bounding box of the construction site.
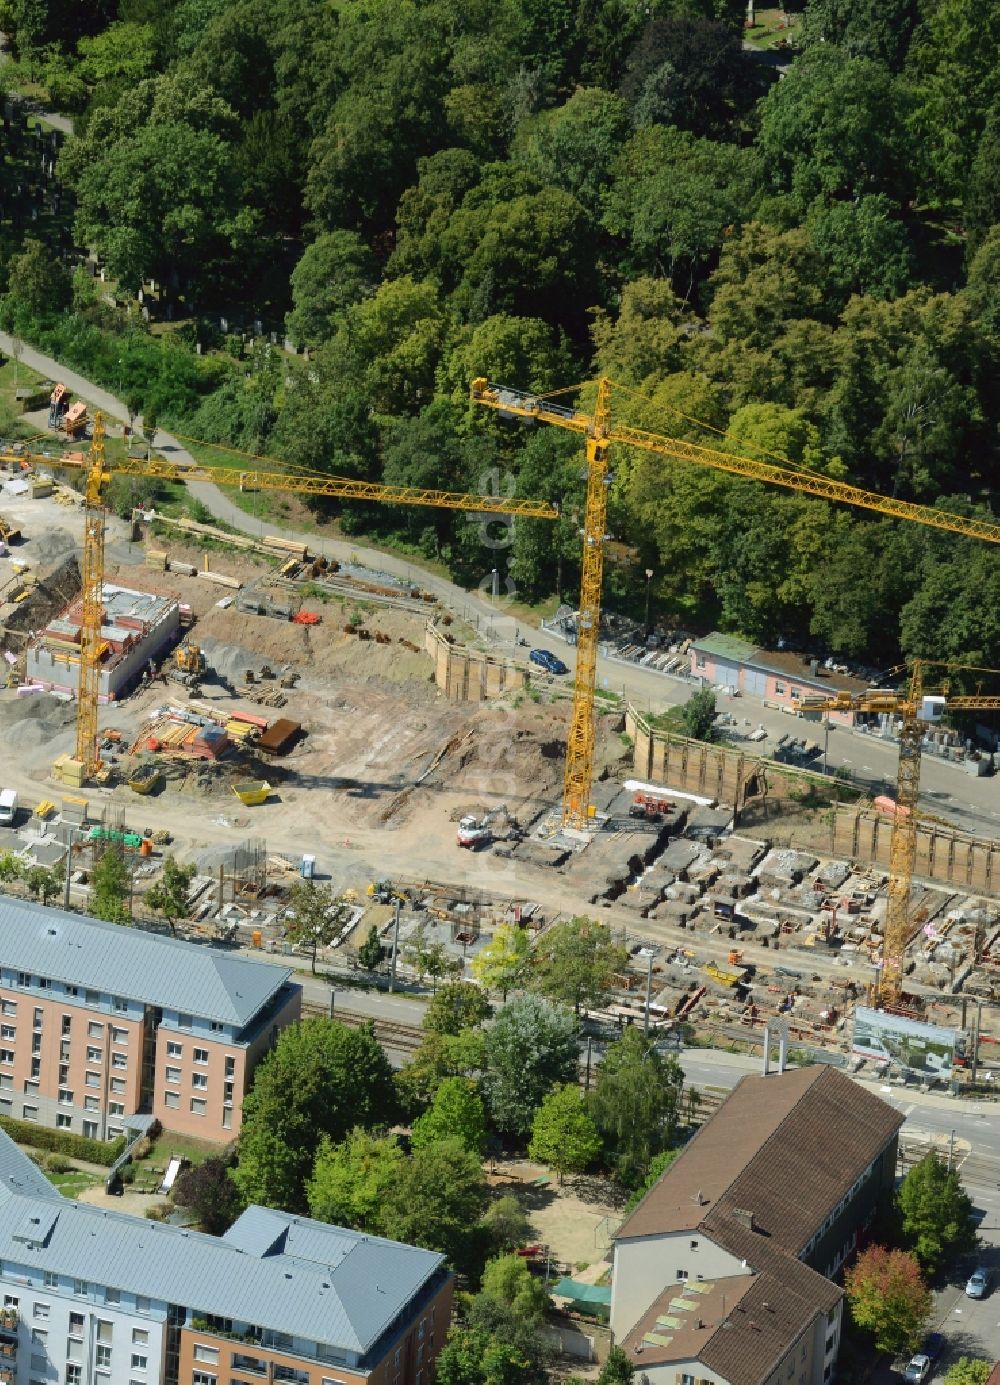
[0,397,999,1087]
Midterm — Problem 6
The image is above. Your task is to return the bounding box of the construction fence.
[425,620,527,702]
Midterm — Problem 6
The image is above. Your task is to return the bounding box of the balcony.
[231,1356,266,1377]
[0,1343,16,1358]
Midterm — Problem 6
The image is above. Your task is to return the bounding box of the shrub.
[144,1201,172,1222]
[43,1154,74,1174]
[0,1115,126,1166]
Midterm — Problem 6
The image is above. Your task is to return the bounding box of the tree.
[597,1346,634,1385]
[236,1018,397,1211]
[379,1137,487,1269]
[512,87,629,206]
[471,923,530,1001]
[624,1148,681,1212]
[145,856,196,936]
[529,917,628,1015]
[481,1195,532,1254]
[799,0,919,70]
[397,1028,486,1112]
[90,844,130,924]
[528,1084,601,1183]
[173,1154,244,1235]
[589,1028,684,1186]
[0,239,72,330]
[404,923,462,991]
[680,689,718,742]
[620,17,754,138]
[285,230,377,348]
[435,1319,548,1385]
[424,982,492,1036]
[943,1360,993,1385]
[897,1152,978,1273]
[482,995,579,1137]
[307,1129,406,1232]
[480,1254,549,1322]
[845,1246,931,1355]
[357,924,386,973]
[284,880,340,974]
[24,865,60,906]
[411,1077,488,1155]
[0,853,24,886]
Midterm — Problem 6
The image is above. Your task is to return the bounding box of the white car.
[903,1355,931,1384]
[0,790,16,826]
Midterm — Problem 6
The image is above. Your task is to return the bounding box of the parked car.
[966,1267,993,1298]
[529,648,568,675]
[903,1354,932,1384]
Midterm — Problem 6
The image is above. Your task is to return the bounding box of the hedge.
[0,1116,127,1166]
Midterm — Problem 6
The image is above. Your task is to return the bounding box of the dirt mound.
[2,554,81,641]
[0,691,76,747]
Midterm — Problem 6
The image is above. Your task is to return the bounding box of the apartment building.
[0,900,301,1143]
[612,1065,903,1385]
[0,1132,451,1385]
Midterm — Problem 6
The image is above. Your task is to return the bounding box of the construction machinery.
[800,660,1000,1008]
[169,640,207,690]
[456,804,522,849]
[0,415,558,783]
[470,377,1000,829]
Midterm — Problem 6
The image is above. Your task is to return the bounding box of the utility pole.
[971,1003,982,1088]
[389,898,401,993]
[947,1129,956,1172]
[584,1034,593,1094]
[62,825,76,910]
[640,947,656,1036]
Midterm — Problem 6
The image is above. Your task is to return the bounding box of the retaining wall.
[425,620,528,701]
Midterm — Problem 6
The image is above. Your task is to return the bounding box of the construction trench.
[1,476,999,1079]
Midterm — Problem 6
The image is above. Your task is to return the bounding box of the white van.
[0,790,17,826]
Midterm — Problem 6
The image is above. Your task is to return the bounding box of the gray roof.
[0,1136,444,1354]
[0,899,291,1027]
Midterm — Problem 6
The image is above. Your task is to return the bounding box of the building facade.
[611,1066,903,1385]
[0,900,301,1144]
[689,634,870,726]
[0,1137,451,1385]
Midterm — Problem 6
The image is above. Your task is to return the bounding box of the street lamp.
[644,569,654,631]
[638,946,657,1035]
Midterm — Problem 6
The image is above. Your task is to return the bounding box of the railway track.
[302,1000,424,1053]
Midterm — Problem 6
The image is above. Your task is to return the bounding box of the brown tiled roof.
[746,648,870,695]
[987,1366,1000,1385]
[621,1274,755,1368]
[616,1067,902,1252]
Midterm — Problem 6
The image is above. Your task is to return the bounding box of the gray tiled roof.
[0,899,291,1027]
[0,1135,444,1354]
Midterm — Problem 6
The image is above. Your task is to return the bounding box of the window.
[19,975,31,989]
[31,1328,47,1345]
[86,1047,101,1063]
[163,1092,179,1110]
[112,1054,126,1070]
[108,1102,124,1117]
[192,1346,217,1364]
[82,1121,98,1140]
[84,1096,99,1112]
[85,991,99,1006]
[108,1126,123,1139]
[681,1376,696,1385]
[105,1289,119,1306]
[69,1314,84,1339]
[73,1284,87,1299]
[224,1056,235,1077]
[690,1239,699,1251]
[1,1026,15,1041]
[192,1074,208,1090]
[132,1332,148,1347]
[165,1067,181,1085]
[66,986,78,998]
[43,1273,57,1290]
[0,1002,15,1016]
[210,1022,223,1033]
[110,1078,126,1095]
[0,1051,14,1066]
[193,1048,208,1065]
[0,1076,11,1091]
[178,1014,193,1030]
[96,1346,112,1368]
[166,1041,182,1058]
[791,686,801,701]
[192,1374,217,1385]
[96,1322,113,1345]
[38,979,51,991]
[675,1269,688,1280]
[130,1355,147,1371]
[85,1072,100,1088]
[222,1107,232,1130]
[111,1028,127,1045]
[31,1033,40,1054]
[22,1105,37,1121]
[88,1022,103,1039]
[774,681,786,695]
[58,1089,73,1105]
[29,1059,39,1081]
[56,1114,72,1130]
[33,1304,49,1320]
[61,1015,71,1035]
[2,1297,17,1311]
[66,1366,82,1385]
[136,1299,150,1314]
[190,1098,206,1116]
[113,998,128,1014]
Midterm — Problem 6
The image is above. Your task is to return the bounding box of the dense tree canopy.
[0,0,995,671]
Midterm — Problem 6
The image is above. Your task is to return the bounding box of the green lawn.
[47,1168,103,1198]
[743,7,800,49]
[129,1131,220,1183]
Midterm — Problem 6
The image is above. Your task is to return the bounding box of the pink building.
[690,633,870,725]
[0,899,301,1144]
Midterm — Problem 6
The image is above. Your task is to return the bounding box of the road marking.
[904,1104,916,1116]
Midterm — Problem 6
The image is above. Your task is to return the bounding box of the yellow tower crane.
[800,661,1000,1008]
[470,377,1000,827]
[2,413,558,781]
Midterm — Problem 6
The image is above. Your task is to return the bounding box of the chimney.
[733,1208,756,1232]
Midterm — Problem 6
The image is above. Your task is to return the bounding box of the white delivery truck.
[0,790,17,826]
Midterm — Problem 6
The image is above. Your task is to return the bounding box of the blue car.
[529,648,568,676]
